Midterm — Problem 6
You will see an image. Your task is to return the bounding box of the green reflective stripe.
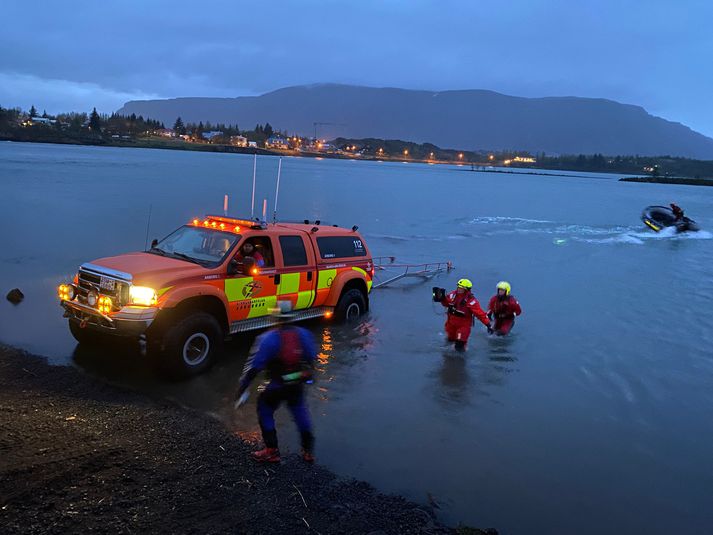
[351,267,372,292]
[247,295,277,318]
[296,290,314,309]
[225,277,253,302]
[157,286,172,297]
[352,266,367,277]
[278,272,300,295]
[317,269,337,290]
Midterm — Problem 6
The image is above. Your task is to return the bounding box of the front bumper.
[61,300,157,337]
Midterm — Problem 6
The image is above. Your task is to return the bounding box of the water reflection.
[435,352,471,406]
[311,318,377,403]
[486,334,517,364]
[429,335,519,409]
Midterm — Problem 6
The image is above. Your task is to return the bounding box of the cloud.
[0,0,711,135]
[0,72,162,115]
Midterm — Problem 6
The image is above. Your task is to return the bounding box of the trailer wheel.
[334,288,367,322]
[161,312,223,377]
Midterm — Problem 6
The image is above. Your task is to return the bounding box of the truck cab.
[58,216,373,376]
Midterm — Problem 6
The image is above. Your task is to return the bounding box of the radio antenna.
[223,194,228,216]
[273,157,282,224]
[250,153,257,218]
[143,204,153,251]
[262,199,267,221]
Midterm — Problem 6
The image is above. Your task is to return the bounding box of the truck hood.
[88,252,213,289]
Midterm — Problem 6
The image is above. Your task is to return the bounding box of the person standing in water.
[487,281,522,336]
[434,278,491,351]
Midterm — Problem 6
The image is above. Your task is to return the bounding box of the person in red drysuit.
[434,278,491,351]
[487,281,522,336]
[670,203,684,221]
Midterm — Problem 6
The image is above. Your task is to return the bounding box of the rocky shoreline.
[0,344,495,534]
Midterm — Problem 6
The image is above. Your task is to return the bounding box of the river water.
[1,142,712,534]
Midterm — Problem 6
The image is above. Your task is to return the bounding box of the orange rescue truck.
[58,216,373,376]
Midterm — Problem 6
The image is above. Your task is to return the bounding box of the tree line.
[173,116,283,144]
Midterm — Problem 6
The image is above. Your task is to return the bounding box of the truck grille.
[77,269,129,306]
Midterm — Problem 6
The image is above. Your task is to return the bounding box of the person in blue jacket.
[235,301,317,463]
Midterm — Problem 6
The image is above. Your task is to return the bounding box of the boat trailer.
[371,256,453,289]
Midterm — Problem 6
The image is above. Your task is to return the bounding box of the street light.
[403,149,409,156]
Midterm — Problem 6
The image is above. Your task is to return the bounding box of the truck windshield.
[150,226,240,266]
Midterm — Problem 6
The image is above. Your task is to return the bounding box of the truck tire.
[68,319,102,346]
[161,312,223,377]
[334,288,367,322]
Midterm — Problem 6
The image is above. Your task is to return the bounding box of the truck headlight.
[129,286,158,306]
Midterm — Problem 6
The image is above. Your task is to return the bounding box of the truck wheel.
[334,288,367,322]
[68,320,102,346]
[161,312,223,377]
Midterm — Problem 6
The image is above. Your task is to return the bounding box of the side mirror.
[242,256,256,276]
[228,258,240,275]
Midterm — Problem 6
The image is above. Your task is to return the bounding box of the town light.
[403,149,408,156]
[458,153,464,159]
[129,286,158,306]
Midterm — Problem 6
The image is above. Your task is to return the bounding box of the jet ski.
[641,205,700,233]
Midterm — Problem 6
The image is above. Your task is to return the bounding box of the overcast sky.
[2,0,711,136]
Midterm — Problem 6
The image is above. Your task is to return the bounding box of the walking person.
[235,301,316,463]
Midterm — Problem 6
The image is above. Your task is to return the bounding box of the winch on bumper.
[62,299,157,337]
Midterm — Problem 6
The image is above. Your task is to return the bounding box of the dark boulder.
[6,288,24,304]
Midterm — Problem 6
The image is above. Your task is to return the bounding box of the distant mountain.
[118,84,713,159]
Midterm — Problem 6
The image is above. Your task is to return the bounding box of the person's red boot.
[301,450,315,464]
[251,447,281,463]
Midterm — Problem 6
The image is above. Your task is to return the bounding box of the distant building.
[248,141,258,148]
[156,128,174,138]
[230,135,248,147]
[202,130,224,141]
[25,117,56,126]
[266,136,288,149]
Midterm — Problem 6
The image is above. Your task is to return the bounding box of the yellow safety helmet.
[457,278,473,290]
[496,281,511,295]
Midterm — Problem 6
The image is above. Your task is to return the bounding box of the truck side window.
[236,237,274,267]
[279,235,308,266]
[316,236,366,259]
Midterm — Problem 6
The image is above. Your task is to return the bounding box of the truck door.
[276,234,316,310]
[224,236,278,323]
